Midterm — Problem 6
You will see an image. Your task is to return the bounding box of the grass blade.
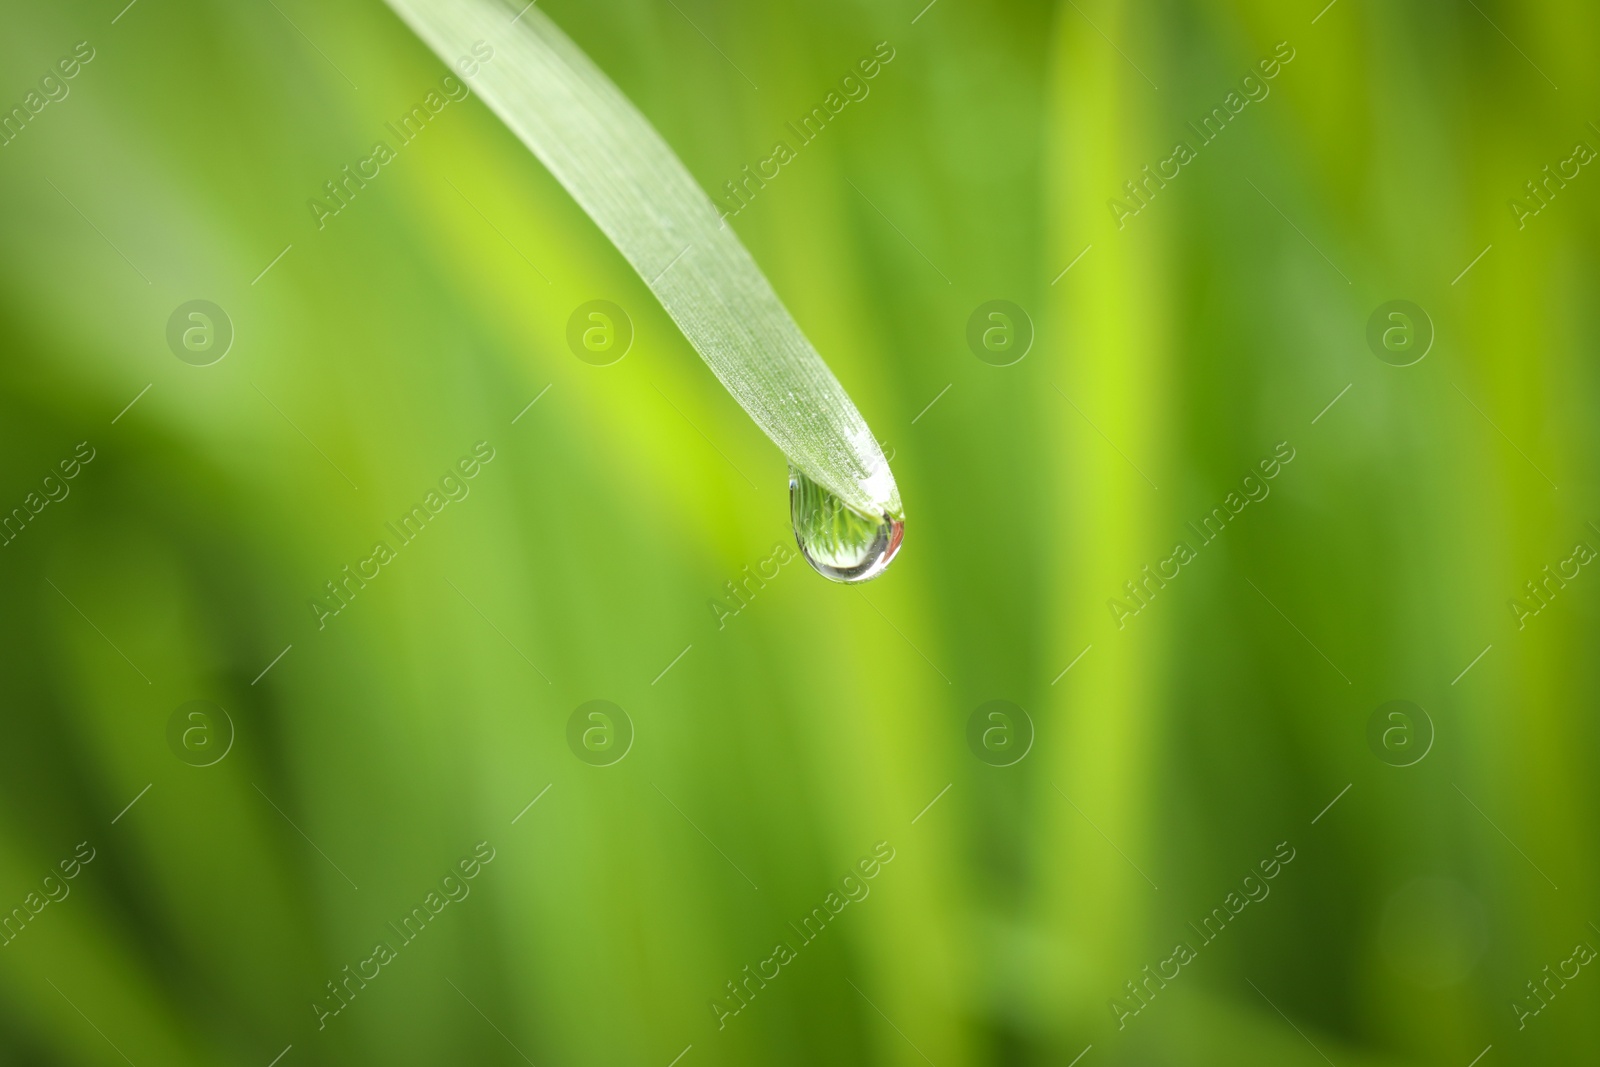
[384,0,901,520]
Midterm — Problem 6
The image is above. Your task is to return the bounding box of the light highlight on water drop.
[788,466,904,583]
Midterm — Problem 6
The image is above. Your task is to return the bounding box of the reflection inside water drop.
[788,466,904,583]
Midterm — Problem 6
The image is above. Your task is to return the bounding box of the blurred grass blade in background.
[2,0,1598,1064]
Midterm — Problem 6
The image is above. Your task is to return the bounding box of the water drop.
[788,466,904,583]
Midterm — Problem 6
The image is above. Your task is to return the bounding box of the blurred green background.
[1,0,1596,1063]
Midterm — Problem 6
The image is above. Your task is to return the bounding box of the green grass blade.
[384,0,902,521]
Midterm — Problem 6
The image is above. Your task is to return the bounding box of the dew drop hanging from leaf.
[386,0,905,582]
[789,467,903,583]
